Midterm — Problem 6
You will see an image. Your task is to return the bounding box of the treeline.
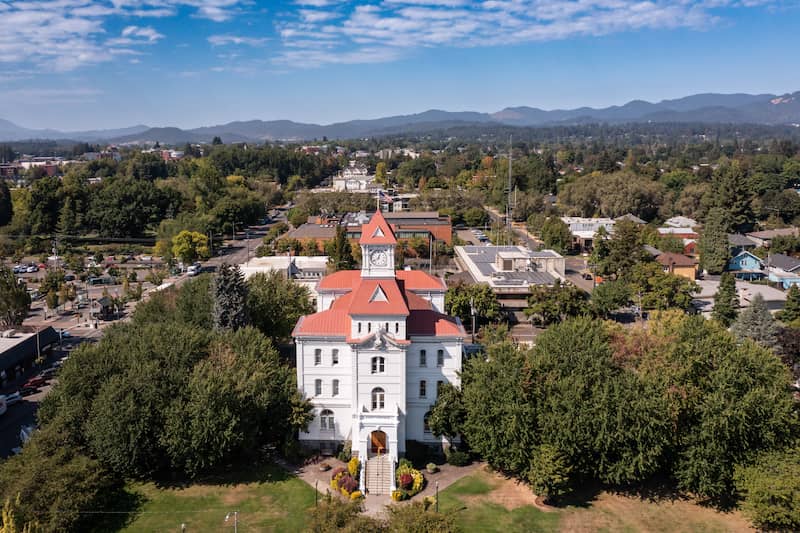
[432,314,799,529]
[0,268,314,531]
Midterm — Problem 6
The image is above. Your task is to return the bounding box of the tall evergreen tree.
[712,272,738,327]
[212,263,248,331]
[327,225,355,272]
[698,207,731,275]
[732,293,779,349]
[778,285,800,324]
[713,161,754,233]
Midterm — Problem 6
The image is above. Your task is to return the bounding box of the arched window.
[320,409,335,431]
[371,356,385,374]
[371,387,385,410]
[423,411,431,433]
[437,349,444,367]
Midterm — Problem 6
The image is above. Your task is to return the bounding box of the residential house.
[332,161,376,192]
[655,252,697,280]
[767,253,800,289]
[560,217,615,250]
[727,251,765,281]
[664,216,698,228]
[745,228,800,248]
[728,233,758,253]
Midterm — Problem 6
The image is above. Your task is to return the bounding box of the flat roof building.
[454,245,565,319]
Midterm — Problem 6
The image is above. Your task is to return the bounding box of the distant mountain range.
[2,91,799,144]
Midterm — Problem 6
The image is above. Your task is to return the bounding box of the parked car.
[23,376,47,388]
[13,265,26,274]
[40,368,58,379]
[582,272,593,280]
[19,387,38,397]
[26,265,38,273]
[4,392,22,406]
[140,255,153,262]
[64,274,76,281]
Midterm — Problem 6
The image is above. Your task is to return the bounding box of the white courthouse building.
[292,211,465,492]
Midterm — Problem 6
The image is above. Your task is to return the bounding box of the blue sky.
[0,0,798,131]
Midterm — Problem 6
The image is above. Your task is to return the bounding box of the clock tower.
[359,211,396,278]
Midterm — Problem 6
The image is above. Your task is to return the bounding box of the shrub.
[340,474,358,494]
[735,447,800,531]
[423,495,437,511]
[396,464,425,497]
[331,466,346,480]
[528,444,573,502]
[446,449,471,466]
[348,457,360,478]
[331,471,344,491]
[337,441,352,462]
[399,473,413,490]
[426,463,439,473]
[398,458,413,470]
[391,490,408,502]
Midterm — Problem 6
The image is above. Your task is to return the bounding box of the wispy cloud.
[208,34,269,47]
[275,0,784,67]
[0,0,249,72]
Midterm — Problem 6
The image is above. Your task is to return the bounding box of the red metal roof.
[359,210,397,245]
[294,268,462,339]
[348,278,410,316]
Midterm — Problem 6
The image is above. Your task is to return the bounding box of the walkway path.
[278,455,483,518]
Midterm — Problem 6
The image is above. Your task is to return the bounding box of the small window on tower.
[420,350,427,367]
[332,379,339,396]
[437,349,444,367]
[332,349,339,365]
[395,323,399,333]
[314,349,321,366]
[315,379,322,396]
[358,322,362,334]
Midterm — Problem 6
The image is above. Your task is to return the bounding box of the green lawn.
[118,463,316,533]
[438,470,560,532]
[438,468,752,533]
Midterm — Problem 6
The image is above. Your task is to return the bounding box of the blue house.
[727,251,764,281]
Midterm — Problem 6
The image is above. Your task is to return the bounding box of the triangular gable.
[370,285,388,303]
[359,210,397,245]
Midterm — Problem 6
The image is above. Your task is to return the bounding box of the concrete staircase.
[365,455,392,495]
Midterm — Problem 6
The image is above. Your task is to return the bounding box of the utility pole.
[506,134,513,246]
[470,297,476,344]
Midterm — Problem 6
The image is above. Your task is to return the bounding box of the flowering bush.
[350,490,363,501]
[395,463,425,498]
[331,466,346,480]
[399,473,413,490]
[348,457,360,478]
[340,474,358,494]
[391,489,408,502]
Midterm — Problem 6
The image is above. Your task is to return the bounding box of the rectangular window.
[437,380,444,395]
[437,349,444,367]
[395,322,399,333]
[315,379,322,396]
[332,349,339,365]
[419,350,427,367]
[333,379,339,396]
[314,349,321,366]
[419,380,427,398]
[358,322,362,334]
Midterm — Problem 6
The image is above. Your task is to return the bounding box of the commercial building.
[454,245,566,318]
[560,217,615,250]
[332,161,376,192]
[239,255,329,302]
[0,327,59,383]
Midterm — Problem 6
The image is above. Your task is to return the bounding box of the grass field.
[118,463,316,533]
[438,468,753,533]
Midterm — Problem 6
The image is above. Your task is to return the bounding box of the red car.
[24,376,47,388]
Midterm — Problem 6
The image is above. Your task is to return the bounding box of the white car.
[26,265,38,273]
[4,392,22,406]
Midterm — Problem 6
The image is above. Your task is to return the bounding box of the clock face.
[370,250,388,267]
